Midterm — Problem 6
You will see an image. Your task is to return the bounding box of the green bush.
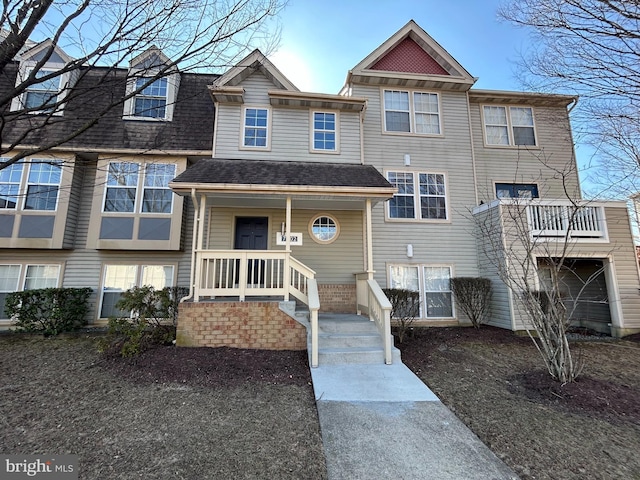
[5,287,92,336]
[99,285,187,357]
[383,288,421,343]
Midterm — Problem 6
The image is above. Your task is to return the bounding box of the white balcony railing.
[355,272,393,364]
[527,203,605,238]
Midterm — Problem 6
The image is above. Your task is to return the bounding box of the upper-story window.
[383,90,441,135]
[311,112,338,152]
[242,107,270,149]
[496,183,539,199]
[0,159,62,211]
[386,171,448,221]
[24,69,60,111]
[483,106,536,146]
[133,78,168,118]
[103,162,176,213]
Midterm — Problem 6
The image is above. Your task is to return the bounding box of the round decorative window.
[309,214,339,244]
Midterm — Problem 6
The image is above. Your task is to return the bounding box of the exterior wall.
[207,207,364,284]
[318,284,357,313]
[353,85,480,323]
[473,206,514,329]
[470,101,581,203]
[214,72,362,164]
[176,301,307,350]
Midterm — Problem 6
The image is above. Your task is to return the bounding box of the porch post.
[193,193,207,302]
[366,198,374,279]
[283,196,292,301]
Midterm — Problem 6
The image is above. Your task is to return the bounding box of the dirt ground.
[399,327,640,480]
[0,333,327,480]
[2,328,639,480]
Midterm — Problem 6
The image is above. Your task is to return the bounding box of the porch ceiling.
[169,158,396,206]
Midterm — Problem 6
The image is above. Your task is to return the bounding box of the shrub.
[383,288,420,343]
[450,277,492,328]
[5,287,92,336]
[99,285,187,357]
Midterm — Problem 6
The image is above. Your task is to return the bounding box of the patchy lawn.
[0,334,327,480]
[399,327,640,480]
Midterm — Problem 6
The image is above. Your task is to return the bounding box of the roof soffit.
[347,20,476,89]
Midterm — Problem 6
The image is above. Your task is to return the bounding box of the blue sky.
[271,0,528,94]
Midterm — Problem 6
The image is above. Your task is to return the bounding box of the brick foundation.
[176,301,307,350]
[318,284,356,313]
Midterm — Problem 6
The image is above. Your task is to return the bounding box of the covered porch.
[169,159,397,365]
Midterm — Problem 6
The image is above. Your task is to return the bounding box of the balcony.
[526,202,605,239]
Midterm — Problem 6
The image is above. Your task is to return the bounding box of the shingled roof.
[171,158,394,193]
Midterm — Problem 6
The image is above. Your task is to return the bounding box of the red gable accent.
[371,38,449,76]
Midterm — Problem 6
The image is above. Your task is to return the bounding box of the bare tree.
[0,0,285,170]
[498,0,640,196]
[473,152,614,383]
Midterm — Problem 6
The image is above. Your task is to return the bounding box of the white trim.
[123,71,181,122]
[10,61,74,116]
[480,104,539,148]
[384,169,450,222]
[308,213,340,244]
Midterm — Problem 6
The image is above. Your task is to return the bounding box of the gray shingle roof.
[172,158,393,189]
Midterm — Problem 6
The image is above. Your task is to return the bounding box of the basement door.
[234,217,268,285]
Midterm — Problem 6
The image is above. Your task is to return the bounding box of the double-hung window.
[388,265,454,318]
[24,69,60,111]
[0,159,62,211]
[383,90,441,135]
[387,171,447,221]
[483,106,536,146]
[133,78,168,119]
[103,162,176,214]
[243,107,270,148]
[312,112,337,152]
[0,264,61,320]
[100,264,174,318]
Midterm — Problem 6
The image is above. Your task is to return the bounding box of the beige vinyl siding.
[470,102,581,202]
[473,206,514,329]
[214,72,362,163]
[353,85,480,322]
[207,207,363,284]
[62,158,84,248]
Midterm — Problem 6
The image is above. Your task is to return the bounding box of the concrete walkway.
[309,318,518,480]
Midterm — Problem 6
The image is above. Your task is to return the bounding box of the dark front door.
[234,217,268,285]
[234,217,268,250]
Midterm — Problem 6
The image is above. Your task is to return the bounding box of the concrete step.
[318,332,383,349]
[317,316,378,335]
[317,346,402,365]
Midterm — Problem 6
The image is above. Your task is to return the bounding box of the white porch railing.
[195,250,316,302]
[527,203,605,238]
[355,272,393,364]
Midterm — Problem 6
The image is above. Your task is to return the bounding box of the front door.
[234,217,268,285]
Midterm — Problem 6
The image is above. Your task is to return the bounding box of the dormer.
[344,20,476,92]
[10,39,77,115]
[122,47,180,121]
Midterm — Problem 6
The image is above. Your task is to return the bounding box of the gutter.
[180,188,199,304]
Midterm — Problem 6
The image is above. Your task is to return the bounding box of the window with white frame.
[312,112,337,151]
[383,90,441,135]
[309,214,339,244]
[0,264,61,319]
[103,162,175,214]
[133,77,168,119]
[388,264,454,319]
[100,264,174,318]
[483,106,536,146]
[24,69,61,111]
[386,171,447,220]
[243,107,270,148]
[0,159,62,211]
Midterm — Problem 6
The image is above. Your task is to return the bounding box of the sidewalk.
[310,362,519,480]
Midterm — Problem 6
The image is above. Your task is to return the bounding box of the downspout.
[466,91,479,206]
[359,100,367,165]
[180,188,200,303]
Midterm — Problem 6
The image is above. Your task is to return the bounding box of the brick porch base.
[176,301,307,349]
[318,283,356,313]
